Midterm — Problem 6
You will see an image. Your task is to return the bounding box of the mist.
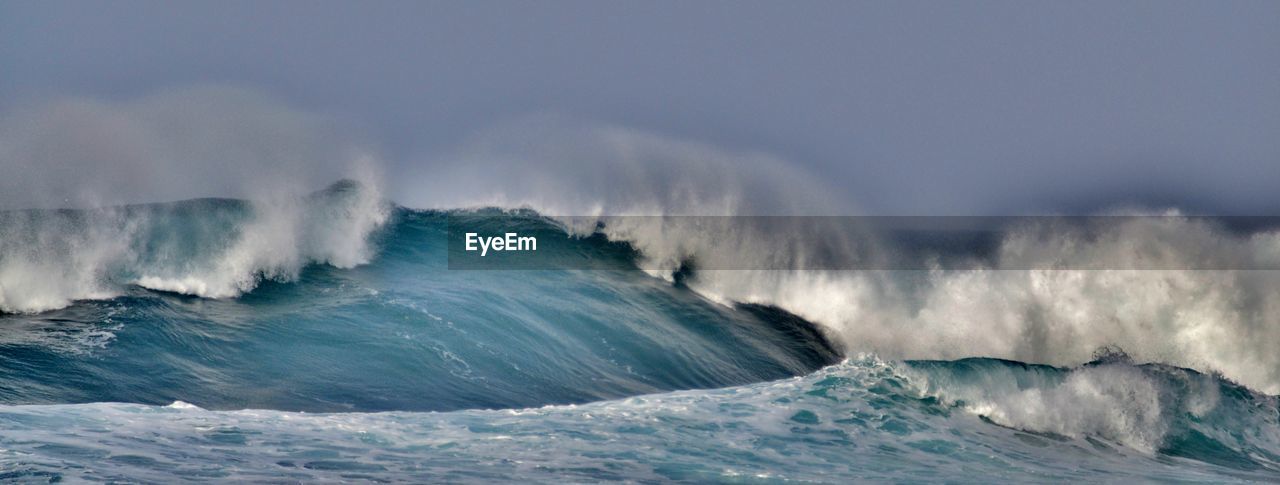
[3,1,1277,215]
[0,86,379,210]
[399,114,846,216]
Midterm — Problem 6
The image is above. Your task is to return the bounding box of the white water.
[413,117,1280,394]
[7,100,1280,395]
[0,182,388,313]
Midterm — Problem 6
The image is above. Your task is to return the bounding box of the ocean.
[1,182,1279,482]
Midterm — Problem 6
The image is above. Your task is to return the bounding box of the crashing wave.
[403,118,1280,394]
[0,180,388,313]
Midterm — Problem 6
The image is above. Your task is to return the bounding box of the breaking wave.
[3,112,1280,481]
[0,180,387,313]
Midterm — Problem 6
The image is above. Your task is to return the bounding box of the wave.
[905,353,1280,462]
[2,115,1280,481]
[0,180,388,314]
[15,112,1278,398]
[4,198,1280,479]
[7,183,1280,400]
[0,208,839,412]
[560,213,1280,395]
[9,98,1278,480]
[396,117,1280,394]
[2,357,1275,482]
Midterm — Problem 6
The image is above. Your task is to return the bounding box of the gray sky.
[2,1,1277,214]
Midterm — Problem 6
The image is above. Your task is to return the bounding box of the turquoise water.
[1,193,1278,482]
[3,358,1277,482]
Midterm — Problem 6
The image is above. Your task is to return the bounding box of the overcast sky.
[2,1,1277,214]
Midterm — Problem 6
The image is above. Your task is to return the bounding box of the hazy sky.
[2,1,1277,214]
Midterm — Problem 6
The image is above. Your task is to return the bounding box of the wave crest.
[0,180,388,313]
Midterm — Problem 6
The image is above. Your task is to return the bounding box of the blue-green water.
[1,189,1279,482]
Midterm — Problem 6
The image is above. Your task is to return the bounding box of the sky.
[1,1,1278,214]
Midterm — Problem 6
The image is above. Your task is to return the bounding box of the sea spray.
[0,180,388,313]
[400,117,1280,393]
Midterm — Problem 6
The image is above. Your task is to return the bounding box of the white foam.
[407,118,1280,394]
[0,178,388,313]
[131,181,389,300]
[914,363,1175,452]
